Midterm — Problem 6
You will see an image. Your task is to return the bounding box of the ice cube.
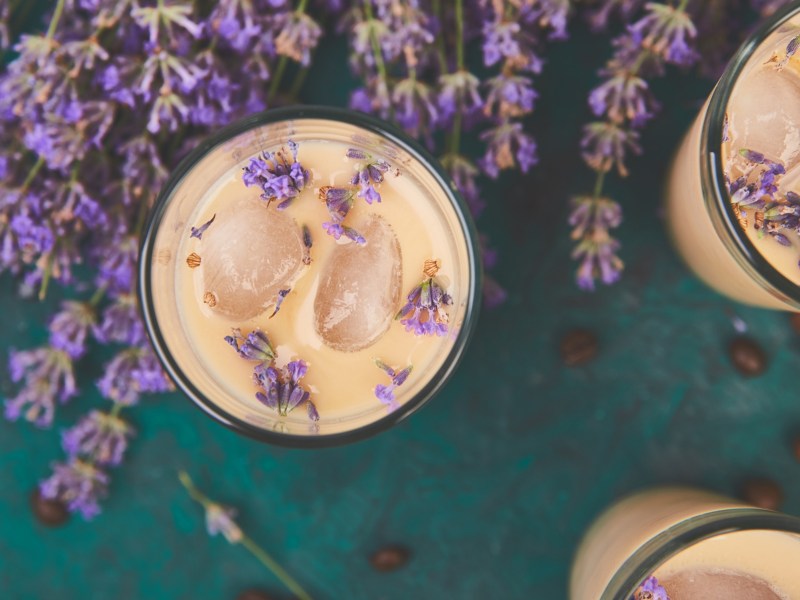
[727,66,800,170]
[660,569,783,600]
[313,214,402,351]
[199,195,305,321]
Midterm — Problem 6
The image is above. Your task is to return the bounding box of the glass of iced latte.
[570,487,800,599]
[667,3,800,309]
[139,107,480,446]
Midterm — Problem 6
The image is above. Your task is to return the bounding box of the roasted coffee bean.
[792,436,800,463]
[728,337,767,376]
[370,545,410,572]
[741,478,784,511]
[30,488,69,527]
[235,589,277,600]
[560,329,599,367]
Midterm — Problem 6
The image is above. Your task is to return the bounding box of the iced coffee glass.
[667,3,800,310]
[139,107,480,447]
[570,488,800,599]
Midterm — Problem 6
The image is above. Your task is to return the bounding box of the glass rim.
[702,1,800,308]
[604,506,800,599]
[137,105,483,448]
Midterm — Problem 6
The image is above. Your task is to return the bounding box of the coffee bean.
[560,329,598,367]
[728,337,767,376]
[741,478,784,511]
[30,488,69,527]
[790,313,800,334]
[235,589,277,600]
[792,436,800,463]
[370,545,410,572]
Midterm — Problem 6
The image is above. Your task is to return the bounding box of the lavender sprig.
[242,141,310,210]
[397,259,453,337]
[178,471,314,600]
[570,0,698,290]
[347,148,391,204]
[373,359,413,412]
[319,186,366,245]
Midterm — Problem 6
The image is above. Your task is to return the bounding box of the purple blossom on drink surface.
[269,289,290,319]
[4,347,77,428]
[39,458,109,520]
[398,260,453,337]
[347,148,391,204]
[373,359,413,412]
[254,359,318,421]
[225,328,276,373]
[302,224,312,263]
[62,410,133,467]
[48,301,96,359]
[242,141,309,210]
[631,575,669,600]
[190,214,216,239]
[319,186,366,245]
[779,33,800,68]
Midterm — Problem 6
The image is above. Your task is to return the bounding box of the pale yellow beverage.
[140,111,478,443]
[570,488,800,600]
[667,7,800,309]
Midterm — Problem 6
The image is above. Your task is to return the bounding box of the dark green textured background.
[2,16,800,600]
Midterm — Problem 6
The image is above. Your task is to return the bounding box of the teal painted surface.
[2,25,800,600]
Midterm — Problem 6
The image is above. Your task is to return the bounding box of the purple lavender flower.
[269,289,291,319]
[95,234,139,294]
[319,186,365,244]
[62,410,133,467]
[373,359,413,412]
[48,301,96,359]
[273,11,322,66]
[398,270,453,337]
[483,74,538,119]
[628,3,698,67]
[347,148,390,204]
[254,359,318,420]
[205,503,244,544]
[588,74,658,126]
[242,141,309,210]
[97,346,173,406]
[569,195,624,290]
[479,123,538,178]
[4,347,77,427]
[438,70,483,123]
[581,122,641,177]
[225,328,276,373]
[93,295,146,346]
[392,78,440,142]
[482,19,542,73]
[322,222,366,245]
[190,214,216,239]
[40,458,109,520]
[631,575,669,600]
[586,0,643,32]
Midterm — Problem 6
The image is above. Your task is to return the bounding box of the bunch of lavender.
[0,0,323,519]
[336,0,570,306]
[570,0,699,290]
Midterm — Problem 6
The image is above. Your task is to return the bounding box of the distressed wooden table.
[2,23,799,600]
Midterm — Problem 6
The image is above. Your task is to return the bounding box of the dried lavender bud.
[633,576,669,600]
[560,329,599,367]
[369,545,411,572]
[741,477,783,511]
[728,337,767,377]
[30,488,69,527]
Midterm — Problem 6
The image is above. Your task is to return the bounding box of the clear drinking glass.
[570,487,800,599]
[666,3,800,310]
[139,106,480,447]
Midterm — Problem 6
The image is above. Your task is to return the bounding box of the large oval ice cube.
[200,196,305,321]
[727,66,800,169]
[314,214,402,352]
